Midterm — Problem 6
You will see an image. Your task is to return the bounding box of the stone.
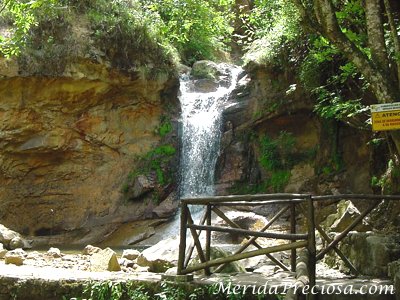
[47,247,62,258]
[9,237,25,250]
[191,60,220,79]
[131,175,154,199]
[121,249,140,260]
[4,248,27,266]
[136,237,178,272]
[82,245,102,255]
[325,232,400,277]
[0,224,31,250]
[89,247,121,272]
[388,260,400,300]
[0,243,7,259]
[322,200,372,232]
[153,192,179,218]
[190,246,246,274]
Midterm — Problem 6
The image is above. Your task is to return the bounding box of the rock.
[388,260,400,300]
[82,245,102,255]
[4,248,27,266]
[189,79,219,93]
[9,237,25,250]
[136,237,178,272]
[121,249,140,260]
[47,247,62,258]
[131,175,154,199]
[191,60,220,79]
[89,247,121,272]
[325,232,400,277]
[284,163,315,193]
[153,192,179,218]
[0,243,7,259]
[190,246,246,274]
[0,224,31,250]
[322,200,372,232]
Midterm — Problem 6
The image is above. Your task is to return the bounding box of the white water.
[179,64,242,198]
[137,64,242,245]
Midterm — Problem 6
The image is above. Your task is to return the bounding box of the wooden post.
[184,210,208,268]
[290,203,297,272]
[306,195,316,300]
[205,204,212,263]
[177,203,188,275]
[187,211,210,275]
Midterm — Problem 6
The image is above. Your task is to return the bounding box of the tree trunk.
[365,0,390,74]
[384,0,400,89]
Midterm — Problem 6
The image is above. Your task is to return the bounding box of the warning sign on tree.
[371,102,400,131]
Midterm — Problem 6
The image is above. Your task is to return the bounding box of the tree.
[290,0,400,154]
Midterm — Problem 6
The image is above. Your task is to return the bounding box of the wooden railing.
[177,193,400,298]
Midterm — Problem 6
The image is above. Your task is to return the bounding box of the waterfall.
[179,64,242,198]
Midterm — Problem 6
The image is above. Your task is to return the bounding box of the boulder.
[47,247,62,258]
[0,224,31,250]
[153,192,179,218]
[189,246,246,274]
[121,249,140,260]
[82,245,102,255]
[191,60,220,80]
[90,247,121,272]
[0,243,7,259]
[136,237,177,272]
[325,232,400,277]
[322,200,372,232]
[5,248,27,266]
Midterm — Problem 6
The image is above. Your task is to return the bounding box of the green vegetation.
[67,280,284,300]
[141,0,234,64]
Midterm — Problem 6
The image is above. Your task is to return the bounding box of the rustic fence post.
[290,203,297,272]
[177,202,188,275]
[306,195,316,300]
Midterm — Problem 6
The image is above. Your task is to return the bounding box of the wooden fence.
[176,193,400,298]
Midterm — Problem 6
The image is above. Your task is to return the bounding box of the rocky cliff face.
[0,57,179,239]
[216,61,372,197]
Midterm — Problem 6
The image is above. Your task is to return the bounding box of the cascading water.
[137,63,242,245]
[179,64,242,198]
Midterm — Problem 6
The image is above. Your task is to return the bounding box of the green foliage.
[141,0,234,64]
[158,116,173,137]
[267,170,291,192]
[85,0,178,73]
[243,0,301,65]
[0,0,59,57]
[259,131,296,171]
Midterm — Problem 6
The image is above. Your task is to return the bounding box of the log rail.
[177,193,400,299]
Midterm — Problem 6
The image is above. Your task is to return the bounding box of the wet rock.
[122,249,140,260]
[47,247,62,258]
[5,248,27,266]
[136,237,177,272]
[0,243,7,258]
[82,245,102,255]
[153,192,179,218]
[191,60,220,79]
[90,247,121,272]
[189,79,219,93]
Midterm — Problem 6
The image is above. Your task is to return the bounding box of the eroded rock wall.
[216,62,372,196]
[0,58,179,237]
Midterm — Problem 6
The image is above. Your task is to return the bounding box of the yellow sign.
[371,103,400,131]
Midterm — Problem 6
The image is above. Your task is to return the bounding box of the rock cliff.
[0,51,179,239]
